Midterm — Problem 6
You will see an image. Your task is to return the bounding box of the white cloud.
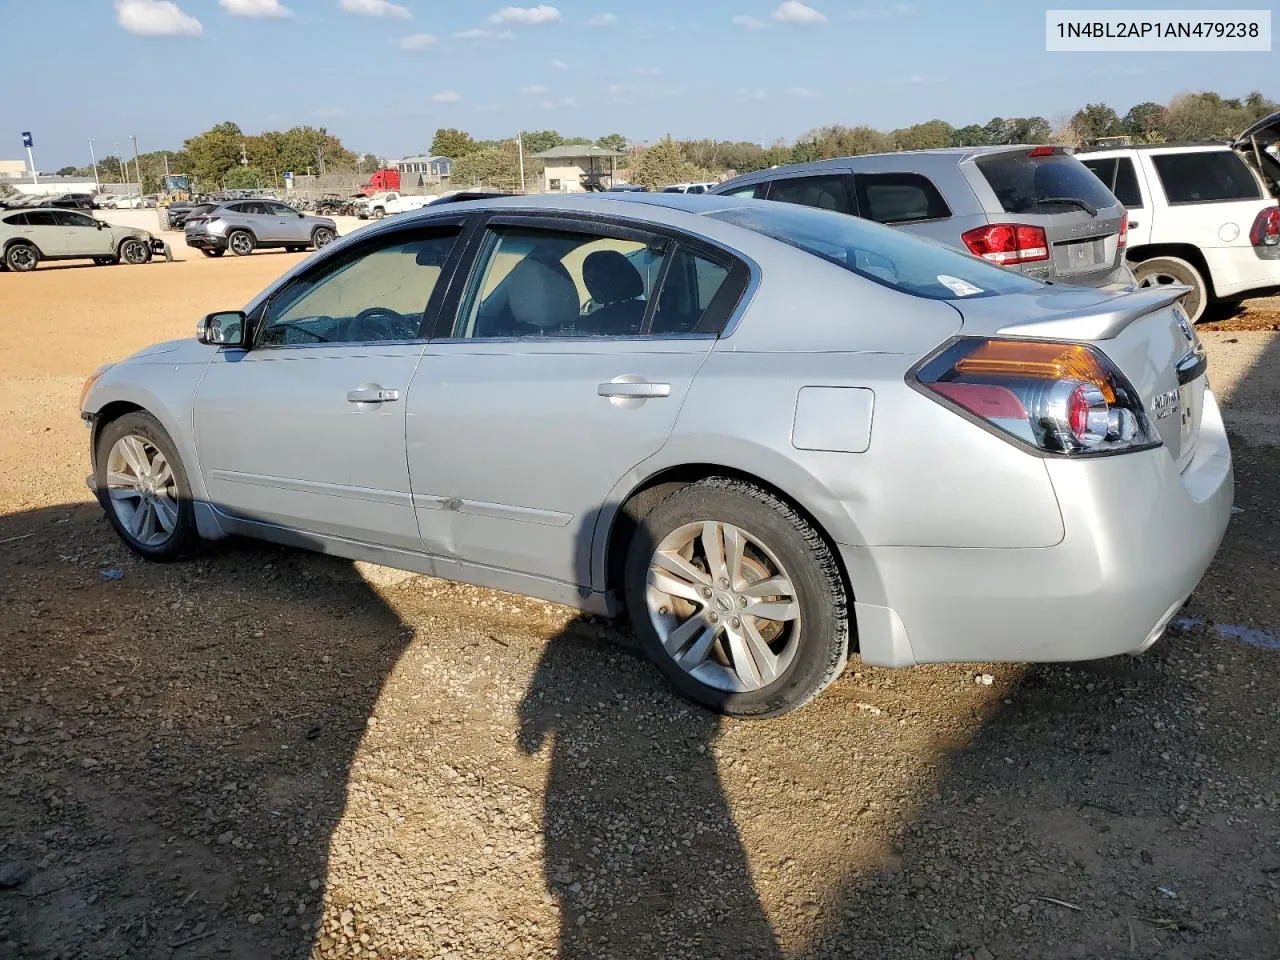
[398,32,437,50]
[550,58,568,68]
[634,66,663,75]
[772,1,827,24]
[431,90,460,103]
[731,14,766,29]
[489,4,560,24]
[849,3,913,18]
[733,88,768,102]
[219,0,292,17]
[115,0,203,36]
[588,12,617,26]
[521,84,549,95]
[339,0,411,19]
[454,27,513,40]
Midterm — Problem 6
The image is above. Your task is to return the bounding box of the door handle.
[597,381,671,399]
[347,386,400,404]
[1127,219,1139,228]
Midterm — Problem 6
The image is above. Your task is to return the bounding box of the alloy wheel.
[8,246,37,271]
[120,239,149,264]
[313,228,335,248]
[105,435,179,547]
[644,520,801,693]
[229,233,253,256]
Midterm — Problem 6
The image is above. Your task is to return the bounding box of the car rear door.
[18,210,68,257]
[405,214,748,592]
[1080,153,1154,248]
[1141,148,1271,253]
[966,147,1128,285]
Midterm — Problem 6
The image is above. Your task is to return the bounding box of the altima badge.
[1152,388,1180,420]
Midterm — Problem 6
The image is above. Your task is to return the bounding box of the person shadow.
[517,624,783,960]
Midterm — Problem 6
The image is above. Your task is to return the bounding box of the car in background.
[0,207,165,272]
[662,182,718,194]
[607,183,648,193]
[183,199,338,257]
[1078,115,1280,321]
[355,191,432,220]
[82,193,1230,717]
[38,193,98,210]
[163,201,218,231]
[712,147,1135,290]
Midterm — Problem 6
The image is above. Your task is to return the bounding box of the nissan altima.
[80,194,1233,717]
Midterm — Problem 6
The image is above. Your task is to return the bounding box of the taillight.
[1249,206,1280,246]
[914,338,1159,455]
[1027,146,1057,158]
[1117,214,1128,250]
[961,224,1050,265]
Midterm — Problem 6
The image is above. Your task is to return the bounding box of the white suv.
[1079,118,1280,321]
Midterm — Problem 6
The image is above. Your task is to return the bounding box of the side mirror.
[298,211,305,218]
[197,310,247,347]
[96,220,105,229]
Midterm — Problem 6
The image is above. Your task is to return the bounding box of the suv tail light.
[1117,214,1128,250]
[961,224,1050,265]
[914,338,1159,456]
[1250,206,1280,247]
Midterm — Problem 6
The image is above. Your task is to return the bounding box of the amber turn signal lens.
[953,340,1116,403]
[80,365,112,410]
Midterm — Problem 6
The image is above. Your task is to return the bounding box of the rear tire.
[5,243,39,272]
[227,230,255,257]
[1132,255,1208,323]
[623,478,849,718]
[95,411,201,561]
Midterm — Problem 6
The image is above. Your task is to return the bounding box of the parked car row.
[0,207,166,272]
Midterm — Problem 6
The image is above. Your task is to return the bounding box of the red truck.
[361,169,401,196]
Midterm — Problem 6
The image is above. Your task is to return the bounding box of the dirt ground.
[1,253,1278,960]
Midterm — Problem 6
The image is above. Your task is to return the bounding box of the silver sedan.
[81,194,1233,717]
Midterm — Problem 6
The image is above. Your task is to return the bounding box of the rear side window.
[3,213,27,226]
[1081,156,1145,208]
[854,172,950,224]
[1151,151,1261,204]
[717,184,764,199]
[24,211,59,226]
[765,175,854,215]
[975,151,1119,215]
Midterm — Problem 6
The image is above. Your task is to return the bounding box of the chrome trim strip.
[208,470,413,506]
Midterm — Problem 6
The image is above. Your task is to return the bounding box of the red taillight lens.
[1117,214,1128,250]
[1027,146,1056,158]
[1249,206,1280,246]
[961,224,1050,265]
[915,338,1158,456]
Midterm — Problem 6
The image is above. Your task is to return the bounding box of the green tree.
[1122,101,1168,138]
[596,133,627,153]
[893,119,955,151]
[789,138,821,164]
[805,125,894,158]
[430,128,478,158]
[951,124,989,146]
[629,136,708,189]
[182,121,245,187]
[1069,103,1123,143]
[982,117,1012,145]
[452,139,522,187]
[1008,116,1053,143]
[224,166,266,190]
[520,130,565,156]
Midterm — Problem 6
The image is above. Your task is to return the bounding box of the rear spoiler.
[995,286,1189,341]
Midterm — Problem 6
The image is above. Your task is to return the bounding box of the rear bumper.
[186,233,226,251]
[847,389,1234,667]
[1200,244,1280,299]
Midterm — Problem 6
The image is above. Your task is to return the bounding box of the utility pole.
[21,132,38,185]
[240,142,248,166]
[131,135,142,193]
[517,131,525,193]
[163,153,171,194]
[114,142,124,192]
[88,138,100,191]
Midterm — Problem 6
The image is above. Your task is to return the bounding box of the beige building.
[531,145,624,193]
[0,159,30,179]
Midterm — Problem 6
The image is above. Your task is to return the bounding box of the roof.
[398,155,451,164]
[1074,140,1232,154]
[531,145,624,160]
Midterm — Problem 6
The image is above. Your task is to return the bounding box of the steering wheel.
[346,306,413,342]
[263,318,335,345]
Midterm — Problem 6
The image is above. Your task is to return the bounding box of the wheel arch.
[1125,243,1217,299]
[599,460,858,640]
[3,237,40,255]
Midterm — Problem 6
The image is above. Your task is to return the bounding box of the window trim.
[851,171,953,225]
[248,218,471,351]
[428,211,753,343]
[1148,149,1264,206]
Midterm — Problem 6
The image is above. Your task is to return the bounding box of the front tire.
[118,238,152,265]
[95,412,201,561]
[1132,255,1208,323]
[5,243,39,272]
[372,208,385,220]
[623,478,849,718]
[227,230,255,257]
[311,227,335,249]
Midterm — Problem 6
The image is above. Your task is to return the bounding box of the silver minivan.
[712,147,1134,289]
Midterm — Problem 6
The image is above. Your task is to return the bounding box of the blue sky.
[3,0,1273,168]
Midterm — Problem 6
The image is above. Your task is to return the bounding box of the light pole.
[131,135,142,194]
[21,132,38,185]
[88,138,100,191]
[517,131,525,193]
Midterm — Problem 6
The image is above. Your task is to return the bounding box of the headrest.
[582,250,645,304]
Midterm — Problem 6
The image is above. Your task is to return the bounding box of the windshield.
[975,150,1119,215]
[708,202,1044,300]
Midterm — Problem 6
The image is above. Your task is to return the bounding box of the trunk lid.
[1232,110,1280,199]
[951,285,1206,469]
[968,148,1129,285]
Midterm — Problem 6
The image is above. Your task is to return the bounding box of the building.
[0,159,30,180]
[531,145,624,193]
[397,155,452,187]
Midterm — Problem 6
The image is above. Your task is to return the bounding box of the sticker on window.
[937,274,984,297]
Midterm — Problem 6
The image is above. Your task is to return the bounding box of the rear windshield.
[1150,150,1261,204]
[709,201,1043,300]
[975,150,1119,215]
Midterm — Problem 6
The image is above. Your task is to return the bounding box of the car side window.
[55,211,97,228]
[1151,151,1261,204]
[270,203,298,217]
[225,203,247,215]
[853,172,951,224]
[718,185,762,199]
[258,228,461,347]
[764,175,854,215]
[24,211,59,227]
[1113,158,1144,208]
[455,226,670,339]
[3,213,28,226]
[649,247,731,335]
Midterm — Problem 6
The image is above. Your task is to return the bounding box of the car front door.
[269,202,309,243]
[192,222,465,549]
[54,210,114,257]
[406,215,746,592]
